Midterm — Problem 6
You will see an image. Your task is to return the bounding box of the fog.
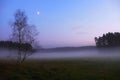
[1,47,120,60]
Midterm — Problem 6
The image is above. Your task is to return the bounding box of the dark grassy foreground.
[1,59,120,80]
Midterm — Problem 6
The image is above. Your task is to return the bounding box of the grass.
[1,59,120,80]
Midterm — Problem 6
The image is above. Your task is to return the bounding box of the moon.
[37,11,40,15]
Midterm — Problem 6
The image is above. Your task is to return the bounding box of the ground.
[0,59,120,80]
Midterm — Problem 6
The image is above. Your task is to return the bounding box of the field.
[1,59,120,80]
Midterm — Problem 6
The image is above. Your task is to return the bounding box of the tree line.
[95,32,120,47]
[0,41,32,51]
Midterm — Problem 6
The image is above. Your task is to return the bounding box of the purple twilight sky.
[0,0,120,48]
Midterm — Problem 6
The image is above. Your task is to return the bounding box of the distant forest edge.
[95,32,120,47]
[0,41,32,51]
[1,32,120,50]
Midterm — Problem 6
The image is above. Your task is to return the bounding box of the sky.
[0,0,120,48]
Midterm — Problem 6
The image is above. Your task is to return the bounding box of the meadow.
[1,59,120,80]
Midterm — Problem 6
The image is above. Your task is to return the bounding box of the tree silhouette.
[95,32,120,47]
[10,9,38,63]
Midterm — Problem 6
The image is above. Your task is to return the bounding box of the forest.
[0,41,32,51]
[95,32,120,47]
